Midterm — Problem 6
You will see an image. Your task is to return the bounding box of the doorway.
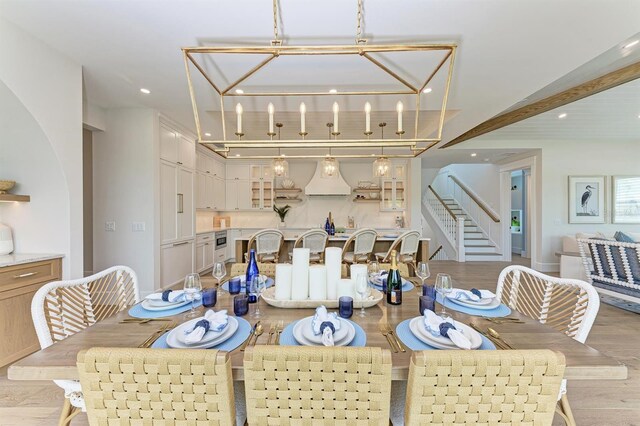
[510,169,531,259]
[83,128,93,277]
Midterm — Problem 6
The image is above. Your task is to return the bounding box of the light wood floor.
[1,259,638,426]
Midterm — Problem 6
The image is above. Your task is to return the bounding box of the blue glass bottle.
[246,249,259,303]
[324,217,331,234]
[330,220,335,236]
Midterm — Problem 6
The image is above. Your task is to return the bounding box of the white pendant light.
[272,156,289,177]
[373,157,390,178]
[321,156,338,178]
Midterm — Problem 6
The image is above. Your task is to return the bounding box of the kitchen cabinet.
[160,124,195,169]
[250,179,273,210]
[160,160,194,244]
[380,163,406,211]
[196,149,226,210]
[225,179,252,211]
[226,229,240,261]
[213,177,225,210]
[160,240,194,288]
[226,163,250,180]
[195,243,205,272]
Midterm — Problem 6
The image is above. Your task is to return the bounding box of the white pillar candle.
[337,278,355,299]
[396,101,403,133]
[235,103,243,134]
[291,248,310,300]
[350,264,368,281]
[274,263,293,300]
[268,102,275,134]
[325,247,342,300]
[332,102,339,133]
[299,102,306,134]
[364,102,371,133]
[308,264,327,300]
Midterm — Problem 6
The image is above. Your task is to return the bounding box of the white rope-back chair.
[289,229,328,263]
[375,230,421,271]
[496,265,600,426]
[31,266,139,425]
[342,228,378,264]
[245,229,284,263]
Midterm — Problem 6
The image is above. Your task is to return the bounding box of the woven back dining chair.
[77,347,235,425]
[245,229,284,263]
[243,346,392,425]
[230,262,277,278]
[31,265,139,426]
[496,265,600,426]
[375,230,421,271]
[289,229,329,263]
[405,350,566,426]
[342,228,378,264]
[340,262,409,278]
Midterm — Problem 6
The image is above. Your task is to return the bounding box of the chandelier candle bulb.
[325,247,342,299]
[308,264,327,300]
[364,102,371,133]
[274,263,293,300]
[300,102,306,134]
[291,248,310,300]
[235,103,243,134]
[268,102,275,134]
[396,101,404,133]
[332,102,339,133]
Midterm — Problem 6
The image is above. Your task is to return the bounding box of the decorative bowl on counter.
[281,178,295,189]
[357,180,373,189]
[369,192,379,199]
[0,180,16,194]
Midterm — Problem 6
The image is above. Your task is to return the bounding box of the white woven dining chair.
[375,230,421,272]
[245,228,284,263]
[31,266,140,426]
[496,265,600,426]
[289,229,329,263]
[342,228,378,264]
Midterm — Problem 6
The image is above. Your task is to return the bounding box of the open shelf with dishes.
[274,188,303,203]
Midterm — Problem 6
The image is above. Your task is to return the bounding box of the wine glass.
[355,273,369,317]
[435,273,453,319]
[368,261,380,288]
[415,262,431,286]
[250,275,267,318]
[212,262,227,295]
[183,273,202,318]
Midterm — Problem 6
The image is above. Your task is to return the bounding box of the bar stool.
[375,230,421,273]
[342,228,377,264]
[288,229,329,263]
[245,228,284,263]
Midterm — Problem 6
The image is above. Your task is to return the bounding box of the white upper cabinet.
[212,158,225,178]
[226,163,250,180]
[213,177,225,210]
[160,123,195,169]
[178,136,195,169]
[160,125,179,164]
[250,165,272,180]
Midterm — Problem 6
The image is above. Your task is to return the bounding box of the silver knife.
[240,321,260,352]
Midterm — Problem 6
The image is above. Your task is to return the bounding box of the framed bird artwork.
[568,176,606,224]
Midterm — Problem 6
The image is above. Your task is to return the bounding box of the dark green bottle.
[386,250,402,305]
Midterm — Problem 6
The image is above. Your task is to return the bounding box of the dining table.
[8,276,627,383]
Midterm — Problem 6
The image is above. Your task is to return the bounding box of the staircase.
[440,198,502,261]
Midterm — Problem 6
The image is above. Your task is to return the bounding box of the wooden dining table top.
[9,277,627,382]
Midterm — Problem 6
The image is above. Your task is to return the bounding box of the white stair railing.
[424,186,466,262]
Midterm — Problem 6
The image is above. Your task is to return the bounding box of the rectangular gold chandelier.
[182,42,457,159]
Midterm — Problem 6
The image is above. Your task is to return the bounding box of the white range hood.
[304,161,351,196]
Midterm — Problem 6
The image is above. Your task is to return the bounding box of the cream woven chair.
[77,347,235,425]
[496,265,600,426]
[340,262,409,278]
[243,346,392,425]
[245,229,284,263]
[342,228,378,264]
[31,266,139,426]
[289,229,329,263]
[405,349,566,425]
[375,230,421,272]
[230,262,277,278]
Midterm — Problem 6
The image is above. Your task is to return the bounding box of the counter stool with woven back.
[342,228,378,265]
[244,229,284,263]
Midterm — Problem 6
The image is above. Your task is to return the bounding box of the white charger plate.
[446,296,502,310]
[293,318,355,347]
[409,317,482,350]
[141,299,190,311]
[166,317,239,349]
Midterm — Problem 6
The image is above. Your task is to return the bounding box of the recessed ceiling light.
[140,88,151,94]
[558,113,567,119]
[470,153,477,157]
[235,89,244,94]
[623,40,639,49]
[422,87,432,93]
[637,114,640,119]
[204,132,211,137]
[329,89,338,94]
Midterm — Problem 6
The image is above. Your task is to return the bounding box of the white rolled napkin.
[325,247,342,300]
[423,310,472,350]
[274,264,293,300]
[184,309,229,344]
[311,305,341,346]
[370,271,389,286]
[309,265,327,300]
[145,289,185,303]
[291,248,310,300]
[449,288,495,302]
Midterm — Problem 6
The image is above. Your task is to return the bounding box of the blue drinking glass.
[422,284,436,299]
[202,288,217,308]
[234,295,249,316]
[419,295,436,316]
[228,277,242,294]
[339,296,353,319]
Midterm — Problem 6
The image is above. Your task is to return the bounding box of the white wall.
[432,163,502,212]
[93,109,158,294]
[0,18,83,278]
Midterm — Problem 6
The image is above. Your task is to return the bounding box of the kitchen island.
[234,230,430,266]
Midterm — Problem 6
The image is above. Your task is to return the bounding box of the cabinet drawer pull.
[177,193,184,213]
[177,161,183,165]
[13,272,38,279]
[173,241,189,247]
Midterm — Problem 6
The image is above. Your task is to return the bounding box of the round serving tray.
[261,286,383,309]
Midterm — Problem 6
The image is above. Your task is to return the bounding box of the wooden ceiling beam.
[441,60,640,148]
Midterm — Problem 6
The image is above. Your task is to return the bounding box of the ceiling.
[1,0,639,164]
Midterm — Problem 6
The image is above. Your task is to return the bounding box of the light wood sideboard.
[0,257,62,367]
